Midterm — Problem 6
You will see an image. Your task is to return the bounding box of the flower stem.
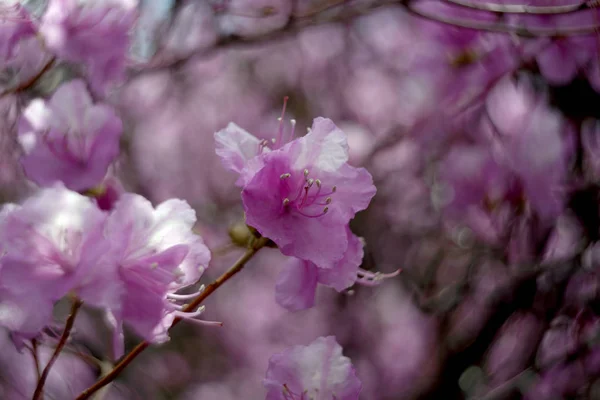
[74,236,270,400]
[29,339,41,381]
[32,298,82,400]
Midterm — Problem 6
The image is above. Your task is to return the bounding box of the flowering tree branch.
[74,236,270,400]
[32,297,82,400]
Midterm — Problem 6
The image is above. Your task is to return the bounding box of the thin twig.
[32,298,82,400]
[128,0,400,75]
[405,0,600,37]
[443,0,588,15]
[74,236,270,400]
[0,57,56,98]
[29,339,41,381]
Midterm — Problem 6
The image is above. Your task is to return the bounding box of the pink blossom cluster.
[0,184,211,358]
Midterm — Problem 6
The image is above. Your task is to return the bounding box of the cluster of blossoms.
[0,185,211,357]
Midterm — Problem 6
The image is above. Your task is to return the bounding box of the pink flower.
[18,79,123,191]
[0,185,115,344]
[275,229,364,311]
[104,194,211,357]
[485,76,573,220]
[507,14,596,85]
[40,0,137,93]
[274,228,397,311]
[0,3,36,62]
[264,336,362,400]
[216,117,376,269]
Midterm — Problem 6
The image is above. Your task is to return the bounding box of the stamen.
[355,268,401,287]
[296,210,326,218]
[280,173,291,179]
[258,139,270,153]
[315,179,321,187]
[183,319,224,327]
[275,96,289,147]
[306,178,314,187]
[304,169,309,177]
[174,306,223,327]
[167,290,203,301]
[289,119,296,141]
[283,198,290,206]
[323,207,329,214]
[332,186,337,193]
[325,197,332,204]
[185,305,206,318]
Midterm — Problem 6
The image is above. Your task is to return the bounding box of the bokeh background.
[3,0,600,399]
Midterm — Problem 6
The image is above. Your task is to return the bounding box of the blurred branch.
[32,297,82,400]
[0,57,56,98]
[135,0,600,77]
[130,0,401,74]
[442,0,590,14]
[404,0,600,37]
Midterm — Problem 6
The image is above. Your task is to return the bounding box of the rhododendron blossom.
[264,336,362,400]
[215,117,376,269]
[18,79,123,191]
[40,0,137,92]
[0,185,113,345]
[0,3,36,62]
[104,193,211,357]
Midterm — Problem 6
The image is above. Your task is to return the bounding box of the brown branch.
[32,298,82,400]
[128,0,400,75]
[0,57,56,98]
[29,339,41,381]
[74,236,270,400]
[405,0,600,37]
[442,0,588,15]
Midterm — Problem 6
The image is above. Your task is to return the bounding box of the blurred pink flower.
[0,3,36,62]
[485,76,573,220]
[0,185,114,344]
[263,335,361,400]
[18,79,123,191]
[40,0,137,93]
